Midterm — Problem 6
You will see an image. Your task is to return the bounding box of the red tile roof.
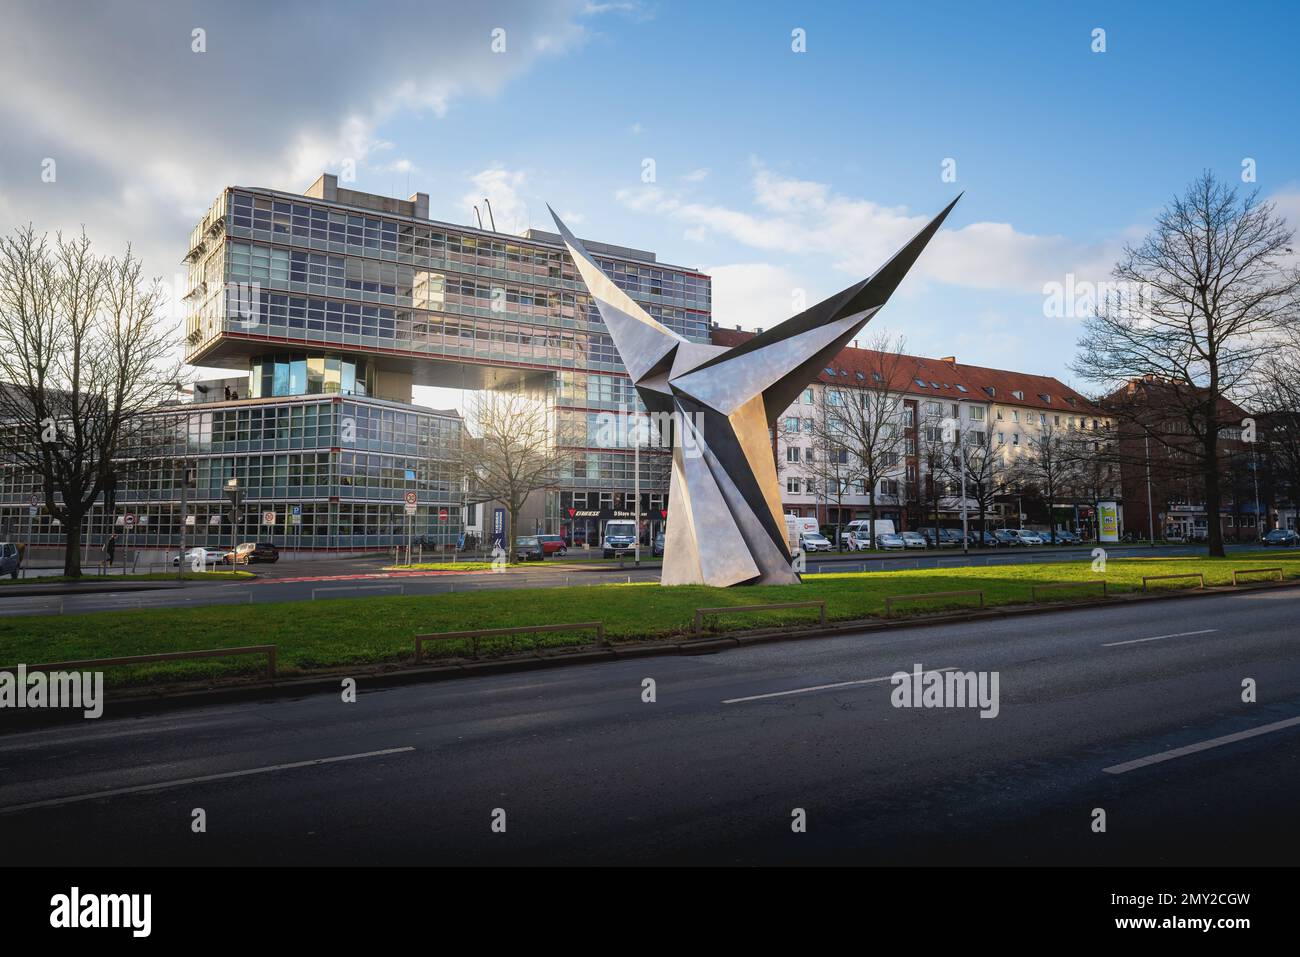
[708,326,1100,415]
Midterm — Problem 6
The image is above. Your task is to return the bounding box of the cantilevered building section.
[180,174,712,549]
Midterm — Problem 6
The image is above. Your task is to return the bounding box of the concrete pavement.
[1,588,1295,865]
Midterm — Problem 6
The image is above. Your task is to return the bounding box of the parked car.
[919,528,948,548]
[900,531,928,549]
[875,532,906,550]
[173,546,229,567]
[0,542,21,579]
[800,532,834,552]
[535,534,568,556]
[1052,529,1083,545]
[227,542,280,564]
[966,529,999,548]
[1015,529,1045,546]
[1262,528,1300,547]
[652,532,665,557]
[514,535,545,561]
[992,528,1023,547]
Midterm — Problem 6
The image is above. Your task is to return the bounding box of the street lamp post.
[633,411,641,567]
[225,478,242,564]
[1145,433,1155,546]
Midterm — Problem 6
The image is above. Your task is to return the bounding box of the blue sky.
[2,0,1297,406]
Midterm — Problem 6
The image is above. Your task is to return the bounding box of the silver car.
[900,531,928,549]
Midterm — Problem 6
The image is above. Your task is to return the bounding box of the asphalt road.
[1,587,1296,865]
[0,543,1255,616]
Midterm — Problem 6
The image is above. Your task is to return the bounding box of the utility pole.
[958,431,969,555]
[177,458,188,581]
[1252,446,1262,540]
[633,410,641,567]
[1145,433,1155,547]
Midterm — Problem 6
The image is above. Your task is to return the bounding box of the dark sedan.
[1262,528,1300,547]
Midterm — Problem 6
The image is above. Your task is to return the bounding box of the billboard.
[1097,501,1120,542]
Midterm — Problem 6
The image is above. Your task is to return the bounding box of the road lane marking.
[723,667,959,704]
[1103,716,1300,774]
[1102,628,1218,647]
[0,746,415,814]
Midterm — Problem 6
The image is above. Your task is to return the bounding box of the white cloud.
[464,168,532,233]
[705,263,813,333]
[617,164,1133,298]
[682,167,710,183]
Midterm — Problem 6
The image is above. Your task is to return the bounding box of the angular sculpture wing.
[550,195,960,586]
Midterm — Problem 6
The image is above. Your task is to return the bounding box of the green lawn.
[1,552,1295,688]
[382,562,498,572]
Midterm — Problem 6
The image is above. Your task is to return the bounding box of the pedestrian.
[104,532,118,566]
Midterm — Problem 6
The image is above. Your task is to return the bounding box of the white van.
[785,515,820,552]
[601,519,638,558]
[842,519,895,549]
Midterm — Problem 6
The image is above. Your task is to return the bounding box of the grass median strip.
[0,552,1296,689]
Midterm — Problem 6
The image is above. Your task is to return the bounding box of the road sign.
[404,490,418,516]
[438,507,448,522]
[262,510,276,526]
[291,505,301,516]
[28,493,39,508]
[123,513,136,528]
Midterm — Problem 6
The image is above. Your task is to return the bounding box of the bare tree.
[823,333,918,547]
[0,227,176,576]
[941,428,1012,542]
[1252,345,1300,531]
[462,388,566,556]
[804,392,864,548]
[1007,421,1080,543]
[1073,171,1300,556]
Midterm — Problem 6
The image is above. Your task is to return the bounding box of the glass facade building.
[183,174,711,546]
[0,173,711,554]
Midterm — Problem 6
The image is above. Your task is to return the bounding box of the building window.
[786,446,801,463]
[786,477,801,494]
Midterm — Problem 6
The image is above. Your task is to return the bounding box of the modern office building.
[184,173,710,548]
[1,174,712,554]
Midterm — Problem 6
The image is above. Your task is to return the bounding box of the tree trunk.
[62,512,84,578]
[1203,417,1225,557]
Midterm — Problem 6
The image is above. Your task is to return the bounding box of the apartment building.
[710,327,1119,534]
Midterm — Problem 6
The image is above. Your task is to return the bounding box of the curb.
[2,576,1297,730]
[0,581,189,598]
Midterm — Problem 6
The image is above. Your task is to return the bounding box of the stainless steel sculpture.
[550,196,960,587]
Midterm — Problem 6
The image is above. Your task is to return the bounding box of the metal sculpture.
[550,195,960,586]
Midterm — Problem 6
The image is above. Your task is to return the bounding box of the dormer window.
[915,379,928,388]
[1011,390,1024,400]
[1038,393,1051,403]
